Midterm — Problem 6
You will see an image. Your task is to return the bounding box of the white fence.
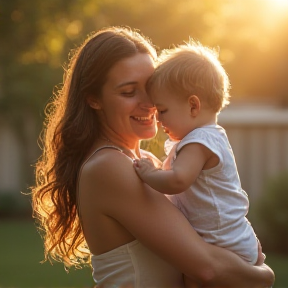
[219,105,288,201]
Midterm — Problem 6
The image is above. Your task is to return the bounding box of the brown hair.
[148,41,230,112]
[31,26,156,268]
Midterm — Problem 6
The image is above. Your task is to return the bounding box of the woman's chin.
[139,127,157,140]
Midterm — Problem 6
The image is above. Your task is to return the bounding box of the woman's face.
[95,53,157,145]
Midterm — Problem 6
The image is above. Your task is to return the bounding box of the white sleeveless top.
[78,146,184,288]
[165,125,258,264]
[91,239,183,287]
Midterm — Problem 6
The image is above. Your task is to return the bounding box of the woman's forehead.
[106,53,155,86]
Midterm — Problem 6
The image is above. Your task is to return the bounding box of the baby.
[134,42,263,271]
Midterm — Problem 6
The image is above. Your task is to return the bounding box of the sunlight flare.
[265,0,288,9]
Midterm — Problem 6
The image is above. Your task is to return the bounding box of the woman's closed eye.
[121,90,136,97]
[158,109,167,114]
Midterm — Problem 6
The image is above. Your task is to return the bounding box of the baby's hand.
[133,158,158,182]
[255,239,266,266]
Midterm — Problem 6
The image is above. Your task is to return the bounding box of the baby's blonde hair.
[148,41,231,112]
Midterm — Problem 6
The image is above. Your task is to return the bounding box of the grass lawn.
[0,219,95,288]
[0,219,287,288]
[266,254,288,288]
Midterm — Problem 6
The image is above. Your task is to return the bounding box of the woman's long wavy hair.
[31,26,157,268]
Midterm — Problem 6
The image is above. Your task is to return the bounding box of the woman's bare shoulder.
[81,147,134,179]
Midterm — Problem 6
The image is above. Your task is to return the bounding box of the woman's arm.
[89,151,274,287]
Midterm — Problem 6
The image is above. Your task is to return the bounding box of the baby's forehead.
[150,92,172,108]
[149,88,165,101]
[149,83,168,95]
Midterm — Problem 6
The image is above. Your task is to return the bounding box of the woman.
[32,26,274,287]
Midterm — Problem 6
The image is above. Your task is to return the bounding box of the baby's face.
[151,88,195,141]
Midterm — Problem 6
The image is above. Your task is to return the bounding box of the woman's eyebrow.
[115,81,137,89]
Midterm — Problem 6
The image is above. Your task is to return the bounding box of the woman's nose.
[156,111,160,121]
[140,102,155,111]
[139,91,156,111]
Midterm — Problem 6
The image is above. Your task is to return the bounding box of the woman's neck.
[99,134,141,159]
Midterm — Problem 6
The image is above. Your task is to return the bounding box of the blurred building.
[218,103,288,201]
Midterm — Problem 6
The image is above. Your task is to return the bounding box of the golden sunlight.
[275,0,288,7]
[265,0,288,9]
[259,0,288,30]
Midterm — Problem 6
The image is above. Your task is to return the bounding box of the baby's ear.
[87,95,102,110]
[188,95,201,116]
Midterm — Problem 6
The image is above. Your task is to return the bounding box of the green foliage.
[0,191,31,217]
[141,127,168,160]
[1,0,288,116]
[1,0,288,122]
[256,172,288,254]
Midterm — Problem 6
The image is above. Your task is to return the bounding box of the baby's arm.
[134,143,213,194]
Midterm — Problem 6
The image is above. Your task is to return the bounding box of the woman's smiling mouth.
[131,114,155,124]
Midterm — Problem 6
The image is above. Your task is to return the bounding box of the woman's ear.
[188,95,201,116]
[87,95,102,110]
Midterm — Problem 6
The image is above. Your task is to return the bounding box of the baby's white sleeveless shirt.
[165,124,258,264]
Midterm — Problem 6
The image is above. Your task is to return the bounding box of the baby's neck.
[196,111,217,128]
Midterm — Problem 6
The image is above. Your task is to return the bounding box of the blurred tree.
[0,0,75,187]
[1,0,287,120]
[0,0,287,192]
